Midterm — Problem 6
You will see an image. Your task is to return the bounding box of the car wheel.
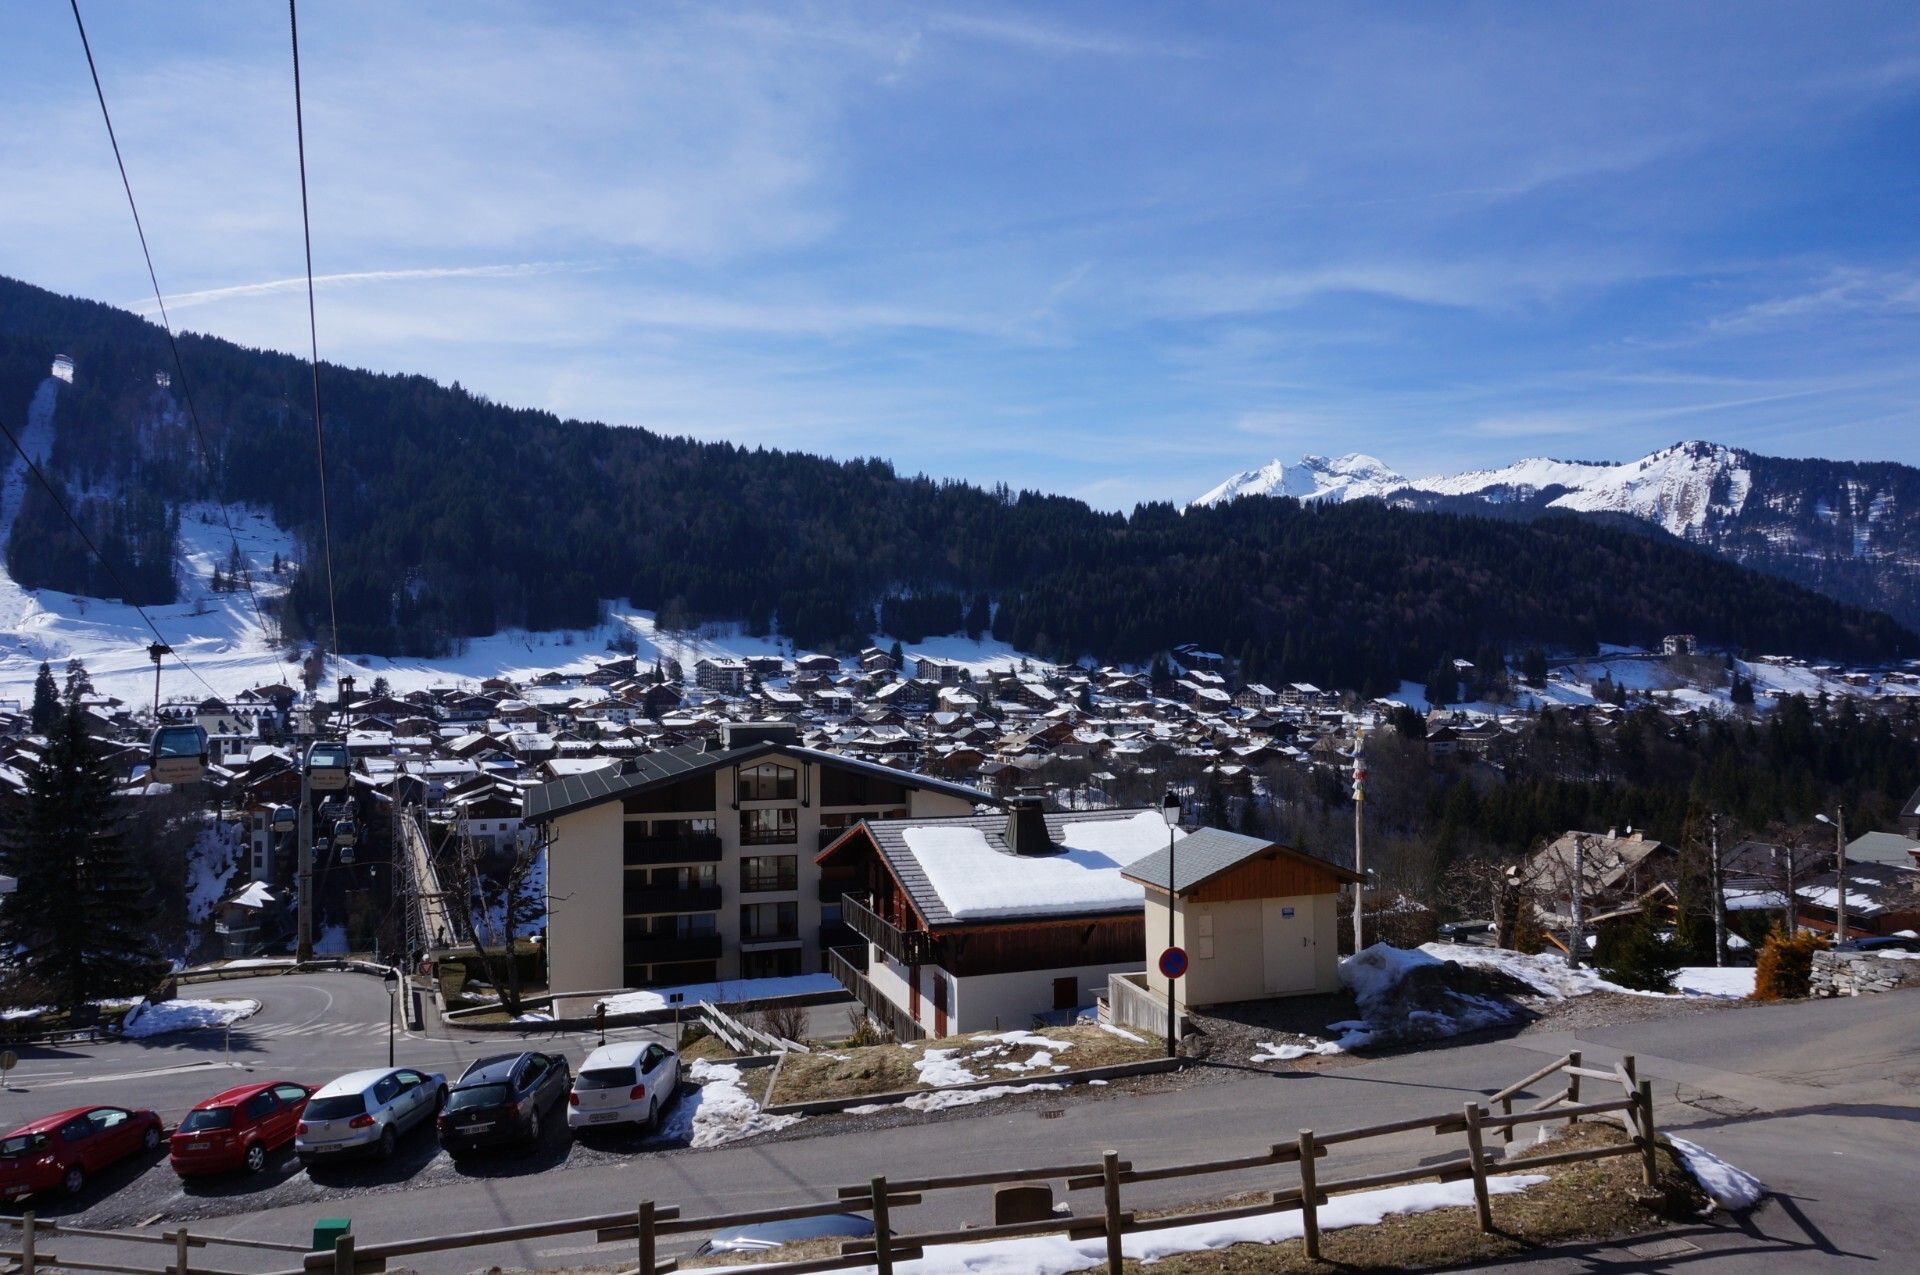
[62,1164,85,1197]
[244,1141,267,1174]
[377,1126,397,1161]
[142,1124,162,1152]
[646,1097,658,1133]
[526,1110,540,1147]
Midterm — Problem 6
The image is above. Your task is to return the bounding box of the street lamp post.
[1160,789,1181,1059]
[383,967,399,1067]
[1815,807,1847,942]
[1351,730,1367,955]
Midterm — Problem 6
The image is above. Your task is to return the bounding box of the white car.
[567,1041,679,1132]
[295,1067,447,1164]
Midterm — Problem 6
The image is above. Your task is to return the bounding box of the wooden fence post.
[1636,1079,1658,1187]
[1565,1049,1582,1127]
[332,1231,355,1275]
[636,1200,655,1275]
[19,1212,34,1275]
[872,1175,894,1275]
[1297,1129,1321,1261]
[173,1226,189,1275]
[1462,1104,1494,1233]
[1102,1149,1124,1275]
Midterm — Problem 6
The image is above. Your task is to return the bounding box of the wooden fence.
[694,1001,809,1055]
[0,1053,1657,1275]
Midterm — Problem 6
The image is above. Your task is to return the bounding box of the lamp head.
[1161,789,1181,829]
[1814,813,1832,826]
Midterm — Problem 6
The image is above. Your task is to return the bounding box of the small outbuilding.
[1123,829,1361,1014]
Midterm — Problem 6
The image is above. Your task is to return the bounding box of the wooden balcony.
[842,892,932,965]
[828,947,924,1042]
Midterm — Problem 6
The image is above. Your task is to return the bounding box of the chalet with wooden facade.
[816,798,1180,1038]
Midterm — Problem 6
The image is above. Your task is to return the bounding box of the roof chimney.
[1004,791,1054,856]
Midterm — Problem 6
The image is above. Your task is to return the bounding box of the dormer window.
[738,762,797,801]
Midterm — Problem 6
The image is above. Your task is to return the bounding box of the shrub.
[1599,911,1682,993]
[1752,926,1827,1001]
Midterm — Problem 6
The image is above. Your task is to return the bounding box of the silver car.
[295,1067,446,1164]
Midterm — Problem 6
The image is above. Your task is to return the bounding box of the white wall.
[546,800,625,1007]
[951,961,1137,1035]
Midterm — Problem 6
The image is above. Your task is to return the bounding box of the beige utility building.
[526,722,988,1007]
[1123,828,1361,1013]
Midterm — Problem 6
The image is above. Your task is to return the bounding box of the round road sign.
[1158,946,1189,980]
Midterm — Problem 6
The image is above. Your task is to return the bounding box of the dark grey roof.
[838,809,1160,928]
[1845,831,1920,868]
[1123,827,1363,895]
[525,740,993,822]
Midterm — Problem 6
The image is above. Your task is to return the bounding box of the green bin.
[312,1219,352,1253]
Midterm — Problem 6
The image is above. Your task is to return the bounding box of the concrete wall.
[546,800,626,1004]
[951,960,1139,1034]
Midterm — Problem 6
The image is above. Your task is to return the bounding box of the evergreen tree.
[63,657,93,702]
[0,687,164,1007]
[1598,909,1681,993]
[1520,647,1549,689]
[1424,660,1457,707]
[887,640,903,669]
[29,661,59,733]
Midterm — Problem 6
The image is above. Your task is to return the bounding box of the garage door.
[1261,899,1315,995]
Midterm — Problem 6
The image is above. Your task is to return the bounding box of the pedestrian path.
[239,1020,397,1038]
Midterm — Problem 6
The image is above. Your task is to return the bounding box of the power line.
[0,412,225,703]
[287,0,343,689]
[67,0,301,695]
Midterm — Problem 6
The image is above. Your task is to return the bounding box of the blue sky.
[3,2,1918,508]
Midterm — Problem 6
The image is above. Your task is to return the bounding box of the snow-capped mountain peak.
[1192,452,1407,506]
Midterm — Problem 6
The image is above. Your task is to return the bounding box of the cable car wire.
[67,0,302,695]
[0,412,225,702]
[287,0,344,690]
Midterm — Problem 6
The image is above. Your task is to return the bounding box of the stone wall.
[1810,950,1920,997]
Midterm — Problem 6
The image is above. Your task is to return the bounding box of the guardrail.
[0,1053,1657,1275]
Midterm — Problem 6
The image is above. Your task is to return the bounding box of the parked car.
[437,1052,571,1155]
[295,1067,446,1164]
[171,1081,311,1177]
[694,1214,877,1256]
[1833,935,1920,954]
[567,1041,680,1132]
[0,1106,163,1200]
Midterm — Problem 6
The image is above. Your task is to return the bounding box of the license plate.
[187,1142,210,1151]
[459,1124,489,1134]
[589,1112,618,1123]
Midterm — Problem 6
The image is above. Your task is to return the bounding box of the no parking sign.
[1158,946,1188,980]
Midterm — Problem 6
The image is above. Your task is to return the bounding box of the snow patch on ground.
[184,818,245,926]
[1418,943,1652,1000]
[120,998,259,1038]
[312,924,350,956]
[659,1060,801,1149]
[913,1049,983,1087]
[597,973,841,1016]
[1099,1023,1146,1044]
[707,1172,1547,1274]
[1672,967,1756,998]
[847,1083,1066,1115]
[1666,1136,1767,1211]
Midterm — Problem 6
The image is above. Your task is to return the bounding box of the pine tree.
[29,661,59,733]
[63,657,93,702]
[1599,909,1681,993]
[0,687,164,1007]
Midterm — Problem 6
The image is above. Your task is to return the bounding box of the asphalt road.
[5,973,1916,1274]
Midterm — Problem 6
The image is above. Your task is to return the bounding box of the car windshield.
[304,1095,367,1121]
[574,1067,636,1091]
[446,1084,511,1112]
[0,1134,47,1158]
[179,1108,235,1132]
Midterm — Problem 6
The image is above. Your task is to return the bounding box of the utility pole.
[1351,729,1368,955]
[147,642,170,721]
[296,764,314,962]
[1709,812,1726,968]
[1566,834,1586,971]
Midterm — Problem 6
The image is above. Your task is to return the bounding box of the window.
[742,947,802,978]
[740,901,798,942]
[652,864,716,889]
[89,1109,129,1133]
[738,763,797,802]
[740,855,798,893]
[819,768,907,808]
[741,807,797,846]
[244,1093,277,1120]
[273,1085,308,1105]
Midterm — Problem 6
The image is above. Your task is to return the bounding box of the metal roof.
[524,740,993,822]
[1123,827,1362,895]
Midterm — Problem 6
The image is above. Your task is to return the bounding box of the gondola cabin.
[305,740,350,791]
[332,819,357,848]
[271,805,297,834]
[149,724,209,785]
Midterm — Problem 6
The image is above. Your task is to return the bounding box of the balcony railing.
[623,832,723,866]
[819,920,860,950]
[842,892,932,965]
[623,884,723,915]
[739,826,798,847]
[828,947,924,1042]
[623,933,723,964]
[740,924,800,945]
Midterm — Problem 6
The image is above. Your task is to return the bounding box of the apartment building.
[527,722,990,1001]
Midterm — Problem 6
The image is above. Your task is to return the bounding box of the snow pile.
[1672,967,1756,998]
[660,1060,801,1149]
[1329,944,1525,1052]
[912,1031,1077,1087]
[707,1173,1547,1275]
[1250,1039,1345,1063]
[598,972,840,1016]
[904,812,1183,921]
[1418,943,1647,999]
[848,1083,1065,1115]
[1099,1023,1146,1044]
[914,1049,983,1087]
[120,998,259,1038]
[1666,1136,1767,1212]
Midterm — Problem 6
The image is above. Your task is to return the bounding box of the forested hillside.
[1,274,1912,695]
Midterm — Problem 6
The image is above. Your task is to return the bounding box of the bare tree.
[439,817,545,1018]
[1506,832,1630,969]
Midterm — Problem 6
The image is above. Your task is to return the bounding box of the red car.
[171,1082,311,1177]
[0,1106,164,1200]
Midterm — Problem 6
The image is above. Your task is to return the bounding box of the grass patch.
[680,1032,746,1064]
[1121,1122,1705,1273]
[767,1023,1158,1106]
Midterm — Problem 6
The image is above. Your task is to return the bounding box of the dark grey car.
[436,1052,572,1154]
